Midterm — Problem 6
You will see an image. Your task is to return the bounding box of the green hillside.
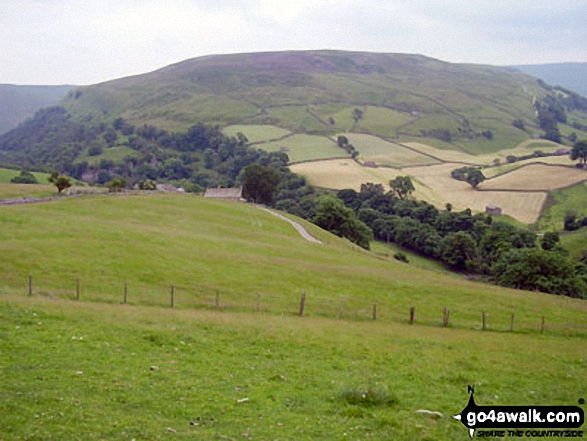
[0,84,74,134]
[0,195,585,439]
[62,50,560,152]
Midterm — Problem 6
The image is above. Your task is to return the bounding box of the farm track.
[255,205,323,244]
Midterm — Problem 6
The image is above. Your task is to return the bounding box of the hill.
[511,62,587,97]
[2,50,587,226]
[62,50,551,150]
[0,194,585,439]
[0,84,74,134]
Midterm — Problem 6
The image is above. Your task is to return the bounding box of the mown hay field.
[404,164,548,224]
[290,159,403,191]
[222,124,292,144]
[479,164,587,191]
[341,134,438,167]
[260,134,347,163]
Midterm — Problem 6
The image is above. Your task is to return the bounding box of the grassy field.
[290,159,402,191]
[0,194,585,440]
[74,146,140,166]
[260,134,347,163]
[222,125,292,144]
[0,183,56,198]
[479,164,587,191]
[356,106,415,137]
[538,181,587,232]
[0,168,51,184]
[342,134,438,167]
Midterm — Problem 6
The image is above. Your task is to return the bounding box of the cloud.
[0,0,585,84]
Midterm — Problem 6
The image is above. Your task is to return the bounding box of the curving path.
[256,206,322,244]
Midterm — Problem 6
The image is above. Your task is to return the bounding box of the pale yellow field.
[290,159,403,191]
[341,134,438,167]
[404,164,548,224]
[482,156,576,178]
[404,140,567,167]
[479,164,587,191]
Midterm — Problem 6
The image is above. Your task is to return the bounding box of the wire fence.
[1,272,586,338]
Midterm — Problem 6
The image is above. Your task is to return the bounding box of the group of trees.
[450,166,486,188]
[333,183,586,298]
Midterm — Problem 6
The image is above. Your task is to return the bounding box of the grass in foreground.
[0,296,585,440]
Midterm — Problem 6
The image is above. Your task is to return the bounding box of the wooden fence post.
[372,303,377,321]
[409,306,415,325]
[76,276,80,301]
[124,280,128,304]
[170,285,175,307]
[28,274,33,296]
[482,311,487,331]
[299,293,306,317]
[339,301,344,319]
[443,307,450,327]
[510,313,514,332]
[215,289,220,310]
[541,316,545,334]
[256,292,261,312]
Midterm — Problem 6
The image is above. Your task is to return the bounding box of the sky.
[0,0,586,85]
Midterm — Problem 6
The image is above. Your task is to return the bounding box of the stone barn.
[485,204,502,216]
[204,187,244,202]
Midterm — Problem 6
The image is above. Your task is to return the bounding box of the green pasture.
[0,194,585,440]
[0,183,56,198]
[309,103,357,132]
[260,134,347,163]
[253,106,327,133]
[0,168,50,184]
[0,194,584,332]
[538,181,587,232]
[560,229,587,260]
[356,106,414,137]
[75,146,140,166]
[222,125,292,144]
[0,296,584,440]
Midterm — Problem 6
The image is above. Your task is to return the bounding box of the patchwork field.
[342,134,438,167]
[261,134,348,163]
[405,164,548,224]
[290,159,403,191]
[222,124,292,144]
[479,164,587,191]
[0,183,56,198]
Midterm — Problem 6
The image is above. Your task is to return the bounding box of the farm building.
[485,204,502,216]
[204,187,244,202]
[363,161,377,168]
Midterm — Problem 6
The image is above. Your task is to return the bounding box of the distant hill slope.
[0,84,74,134]
[511,62,587,97]
[62,50,550,153]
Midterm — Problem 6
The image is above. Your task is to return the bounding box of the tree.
[352,108,363,123]
[541,232,560,251]
[10,170,38,184]
[390,176,415,200]
[242,163,281,205]
[313,196,372,249]
[571,140,587,167]
[438,232,477,271]
[493,248,586,298]
[47,171,72,193]
[106,177,126,192]
[465,168,485,188]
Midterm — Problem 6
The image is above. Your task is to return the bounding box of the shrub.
[338,386,397,407]
[10,170,38,184]
[393,252,409,263]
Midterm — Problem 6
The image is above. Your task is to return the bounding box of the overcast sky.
[1,0,585,85]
